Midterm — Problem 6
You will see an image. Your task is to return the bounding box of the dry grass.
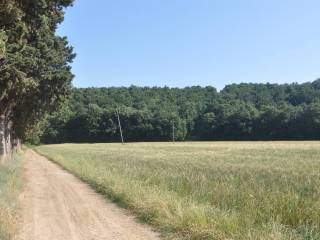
[36,142,320,240]
[0,153,23,240]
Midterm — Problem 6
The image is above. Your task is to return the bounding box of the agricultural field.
[36,142,320,240]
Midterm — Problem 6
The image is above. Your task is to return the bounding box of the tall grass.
[0,153,23,240]
[36,142,320,240]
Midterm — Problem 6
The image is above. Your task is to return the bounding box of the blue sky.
[58,0,320,90]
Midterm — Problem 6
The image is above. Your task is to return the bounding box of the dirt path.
[17,150,160,240]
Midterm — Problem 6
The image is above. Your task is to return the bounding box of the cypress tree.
[0,0,75,154]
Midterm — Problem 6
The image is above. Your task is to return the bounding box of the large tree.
[0,0,75,155]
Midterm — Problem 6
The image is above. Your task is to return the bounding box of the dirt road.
[17,150,160,240]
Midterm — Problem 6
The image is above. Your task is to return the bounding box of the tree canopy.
[41,80,320,143]
[0,0,75,147]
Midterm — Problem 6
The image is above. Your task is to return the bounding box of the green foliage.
[42,86,216,142]
[0,30,6,59]
[42,80,320,142]
[0,0,75,141]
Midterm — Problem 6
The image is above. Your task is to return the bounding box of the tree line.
[41,80,320,143]
[0,0,74,156]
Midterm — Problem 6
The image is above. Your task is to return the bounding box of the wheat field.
[36,142,320,240]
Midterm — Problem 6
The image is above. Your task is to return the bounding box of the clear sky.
[58,0,320,90]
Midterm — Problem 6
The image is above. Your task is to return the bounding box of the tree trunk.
[0,115,6,159]
[5,123,11,156]
[13,138,21,152]
[0,115,13,160]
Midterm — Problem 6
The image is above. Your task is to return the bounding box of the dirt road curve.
[17,150,160,240]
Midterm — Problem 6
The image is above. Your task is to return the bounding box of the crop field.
[36,142,320,240]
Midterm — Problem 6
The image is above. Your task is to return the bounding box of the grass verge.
[0,152,23,240]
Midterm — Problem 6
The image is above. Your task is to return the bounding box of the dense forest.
[41,79,320,143]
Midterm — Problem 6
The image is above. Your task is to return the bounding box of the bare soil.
[17,149,160,240]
